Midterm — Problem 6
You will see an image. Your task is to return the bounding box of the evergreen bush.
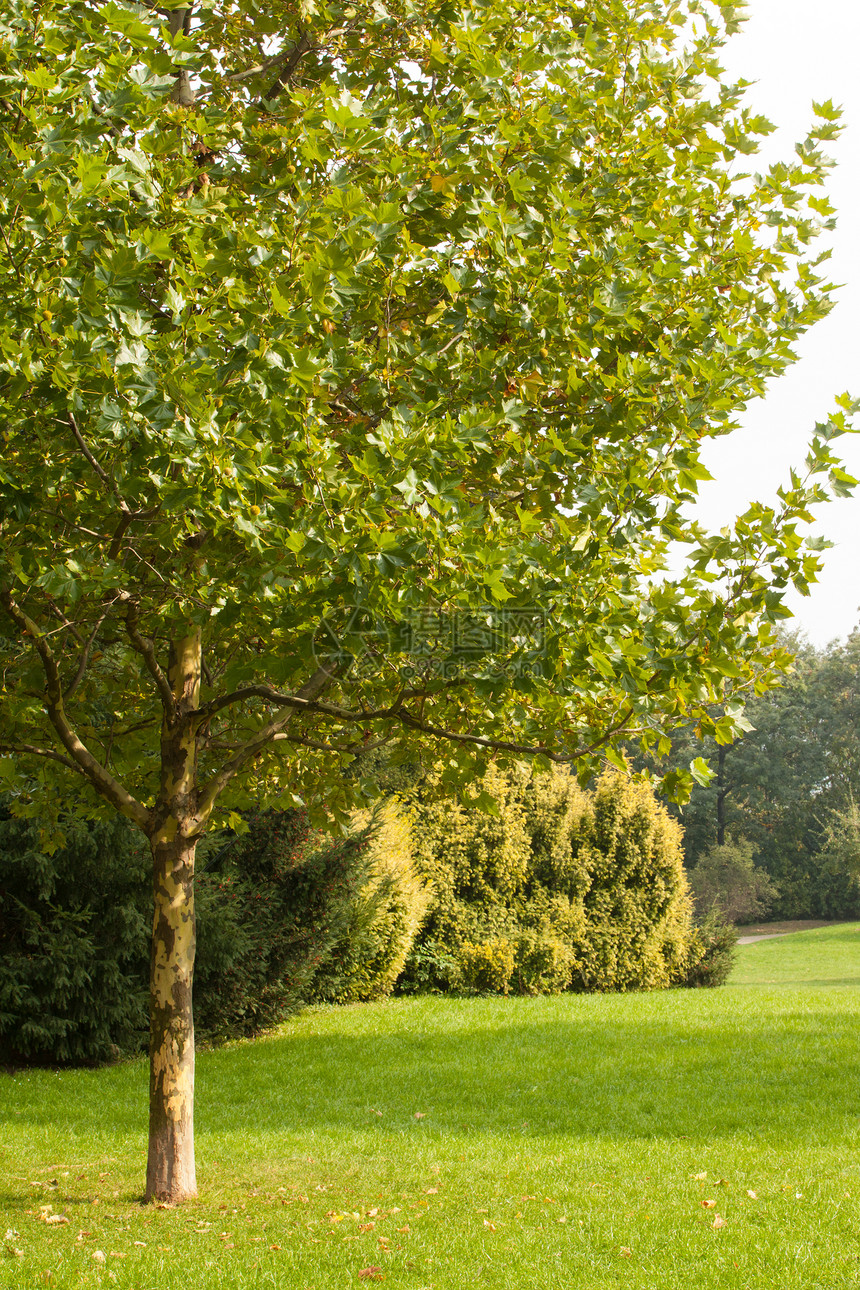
[0,803,150,1064]
[682,910,738,988]
[1,800,426,1062]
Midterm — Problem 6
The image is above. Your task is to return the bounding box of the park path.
[736,919,846,945]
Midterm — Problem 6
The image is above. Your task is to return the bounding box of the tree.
[0,0,854,1201]
[646,631,860,917]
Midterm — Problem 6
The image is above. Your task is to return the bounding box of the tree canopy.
[0,0,855,1200]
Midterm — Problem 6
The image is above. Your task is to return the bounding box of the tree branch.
[0,587,150,828]
[64,414,129,511]
[0,741,84,774]
[263,31,314,99]
[194,666,332,822]
[125,600,176,721]
[64,612,107,701]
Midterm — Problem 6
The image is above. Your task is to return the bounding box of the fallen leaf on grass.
[620,1247,632,1258]
[359,1224,375,1234]
[483,1221,497,1232]
[269,1245,281,1252]
[414,1113,426,1120]
[692,1172,707,1181]
[92,1251,106,1264]
[425,1189,438,1195]
[746,1191,758,1200]
[44,1216,68,1226]
[701,1200,717,1209]
[711,1216,726,1230]
[358,1267,384,1281]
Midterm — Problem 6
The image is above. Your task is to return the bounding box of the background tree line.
[645,630,860,922]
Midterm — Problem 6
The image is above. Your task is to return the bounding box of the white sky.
[694,0,860,647]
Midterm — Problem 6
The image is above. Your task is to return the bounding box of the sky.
[693,0,860,647]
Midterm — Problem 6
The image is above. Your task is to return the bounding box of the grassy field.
[2,924,859,1290]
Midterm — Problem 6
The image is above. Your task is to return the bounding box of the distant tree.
[687,834,778,925]
[646,632,860,917]
[0,0,854,1200]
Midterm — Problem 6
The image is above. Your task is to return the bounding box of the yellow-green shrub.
[457,938,515,994]
[312,802,432,1003]
[512,930,576,995]
[401,764,696,994]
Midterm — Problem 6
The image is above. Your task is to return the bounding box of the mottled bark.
[145,832,198,1203]
[145,631,203,1203]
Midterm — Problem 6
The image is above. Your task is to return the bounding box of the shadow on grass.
[3,996,859,1160]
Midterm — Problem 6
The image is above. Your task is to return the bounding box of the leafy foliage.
[400,765,695,993]
[193,809,379,1039]
[0,0,856,840]
[458,938,516,995]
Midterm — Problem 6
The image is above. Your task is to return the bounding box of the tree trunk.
[145,631,203,1203]
[717,744,727,847]
[145,832,198,1203]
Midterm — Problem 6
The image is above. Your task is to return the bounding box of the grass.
[2,924,860,1290]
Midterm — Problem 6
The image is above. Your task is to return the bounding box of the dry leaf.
[45,1216,68,1226]
[701,1200,717,1209]
[414,1113,426,1120]
[425,1188,438,1195]
[711,1215,726,1230]
[359,1224,375,1234]
[269,1245,281,1252]
[358,1267,384,1281]
[746,1190,758,1200]
[620,1247,633,1258]
[693,1172,707,1181]
[483,1220,497,1232]
[92,1251,106,1264]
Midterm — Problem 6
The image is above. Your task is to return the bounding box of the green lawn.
[2,925,860,1289]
